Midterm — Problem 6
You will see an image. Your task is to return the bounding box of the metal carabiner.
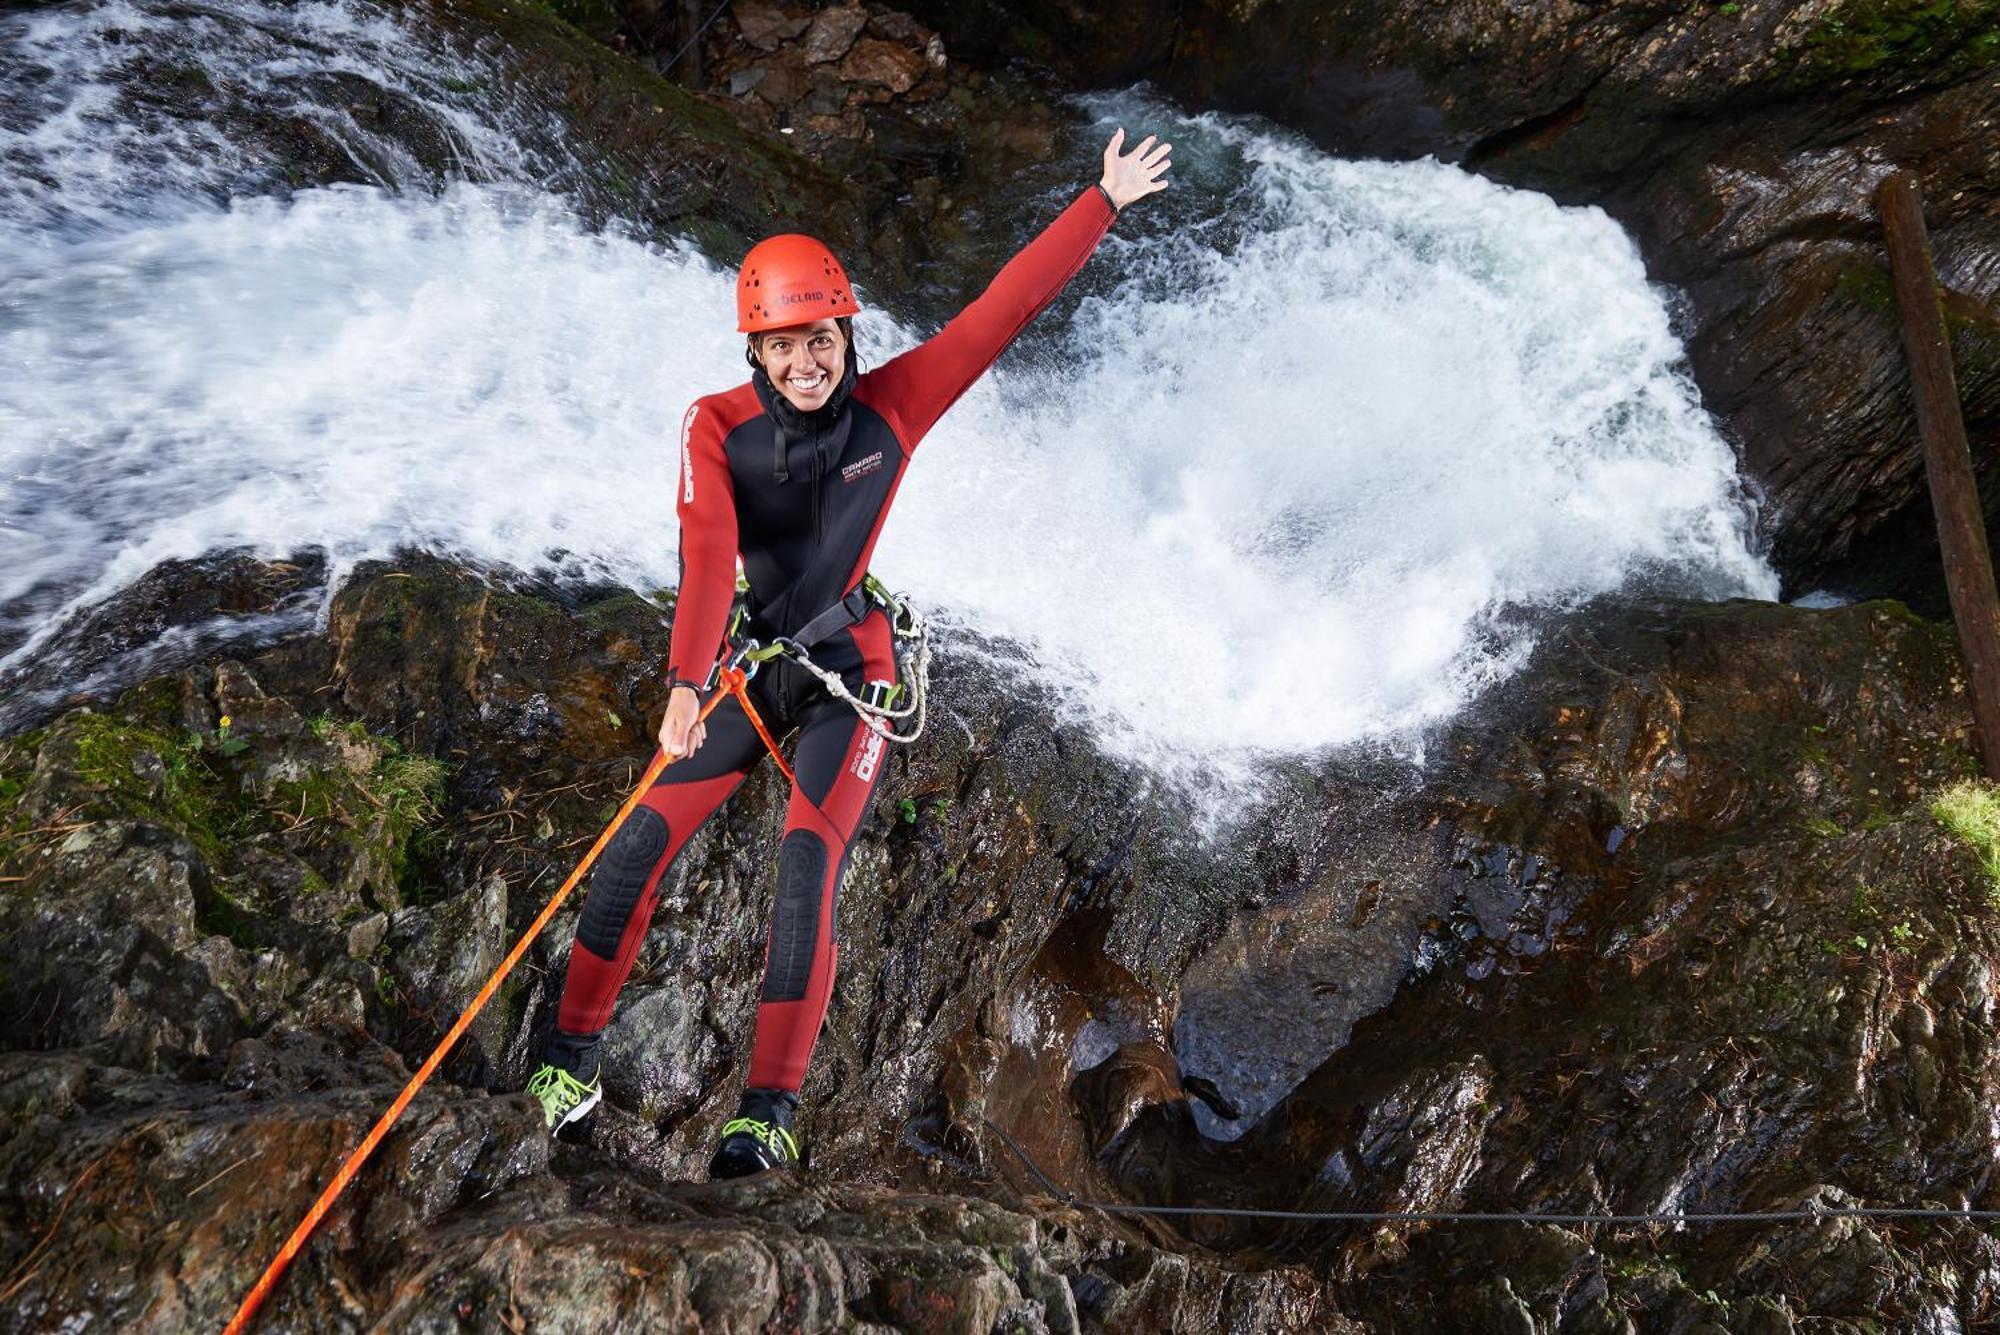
[724,637,765,682]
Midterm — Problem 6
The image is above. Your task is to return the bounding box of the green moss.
[376,742,448,902]
[0,729,46,877]
[1932,779,2000,903]
[500,969,534,1030]
[270,733,449,903]
[0,730,43,807]
[1834,261,1900,319]
[117,676,186,719]
[1847,881,1876,921]
[1787,0,2000,81]
[491,590,569,627]
[523,0,623,42]
[196,882,264,948]
[68,712,234,856]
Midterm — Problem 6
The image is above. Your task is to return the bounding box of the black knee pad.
[577,807,669,958]
[762,830,827,1002]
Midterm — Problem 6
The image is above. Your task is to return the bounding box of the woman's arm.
[664,401,740,692]
[867,129,1171,449]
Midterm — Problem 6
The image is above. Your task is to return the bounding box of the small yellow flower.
[218,715,233,730]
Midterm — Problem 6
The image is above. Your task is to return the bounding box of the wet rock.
[1045,595,2000,1328]
[385,872,510,1071]
[8,555,2000,1327]
[0,551,325,734]
[1070,1041,1186,1158]
[1171,809,1444,1137]
[599,975,725,1123]
[801,2,869,65]
[0,814,245,1067]
[732,0,812,52]
[840,35,931,98]
[1352,1059,1495,1214]
[0,1051,1325,1332]
[345,911,389,959]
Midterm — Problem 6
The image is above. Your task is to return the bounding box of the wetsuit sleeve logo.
[679,403,700,504]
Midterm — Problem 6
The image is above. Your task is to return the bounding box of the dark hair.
[745,316,857,371]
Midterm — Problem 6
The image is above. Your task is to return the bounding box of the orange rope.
[717,663,795,786]
[223,680,758,1333]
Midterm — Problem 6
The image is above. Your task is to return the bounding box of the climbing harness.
[979,1116,2000,1227]
[716,572,933,748]
[224,676,758,1334]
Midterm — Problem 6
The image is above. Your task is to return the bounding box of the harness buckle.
[860,679,904,710]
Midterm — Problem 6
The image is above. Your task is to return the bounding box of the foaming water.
[890,107,1776,797]
[0,0,533,237]
[2,184,727,668]
[1,3,1777,810]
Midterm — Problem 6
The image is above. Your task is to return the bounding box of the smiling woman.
[752,320,850,410]
[525,128,1175,1179]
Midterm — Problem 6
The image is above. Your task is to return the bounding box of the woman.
[527,128,1173,1179]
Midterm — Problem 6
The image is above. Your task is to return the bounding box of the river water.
[0,0,1778,807]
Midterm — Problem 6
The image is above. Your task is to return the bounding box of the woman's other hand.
[660,686,706,759]
[1100,127,1171,211]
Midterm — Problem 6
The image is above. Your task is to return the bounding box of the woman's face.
[755,318,847,412]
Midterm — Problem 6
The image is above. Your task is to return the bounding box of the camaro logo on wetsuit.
[840,451,884,485]
[852,730,884,782]
[679,404,699,503]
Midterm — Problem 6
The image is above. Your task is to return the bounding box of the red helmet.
[737,233,861,333]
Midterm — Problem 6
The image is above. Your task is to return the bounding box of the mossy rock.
[1783,0,2000,84]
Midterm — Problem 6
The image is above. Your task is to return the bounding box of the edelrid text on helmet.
[738,234,861,333]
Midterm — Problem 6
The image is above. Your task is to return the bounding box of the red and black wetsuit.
[549,185,1117,1093]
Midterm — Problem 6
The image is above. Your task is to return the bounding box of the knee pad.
[577,807,669,959]
[762,830,827,1002]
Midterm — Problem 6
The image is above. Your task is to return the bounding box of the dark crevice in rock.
[1462,85,1597,171]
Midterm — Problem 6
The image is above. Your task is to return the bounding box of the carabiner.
[725,637,765,682]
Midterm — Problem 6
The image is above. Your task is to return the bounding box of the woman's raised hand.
[1100,127,1171,211]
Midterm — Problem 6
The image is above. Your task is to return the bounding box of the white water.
[1,0,1778,808]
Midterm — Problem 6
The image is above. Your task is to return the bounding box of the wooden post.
[1876,171,2000,778]
[678,0,706,87]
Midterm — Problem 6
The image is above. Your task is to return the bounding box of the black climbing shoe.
[528,1029,605,1137]
[708,1088,802,1180]
[527,1061,601,1134]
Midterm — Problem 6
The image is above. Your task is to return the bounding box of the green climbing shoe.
[709,1088,802,1179]
[526,1061,601,1133]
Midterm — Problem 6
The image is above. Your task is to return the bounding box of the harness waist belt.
[783,584,873,651]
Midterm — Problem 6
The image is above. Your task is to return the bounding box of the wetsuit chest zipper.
[810,428,827,556]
